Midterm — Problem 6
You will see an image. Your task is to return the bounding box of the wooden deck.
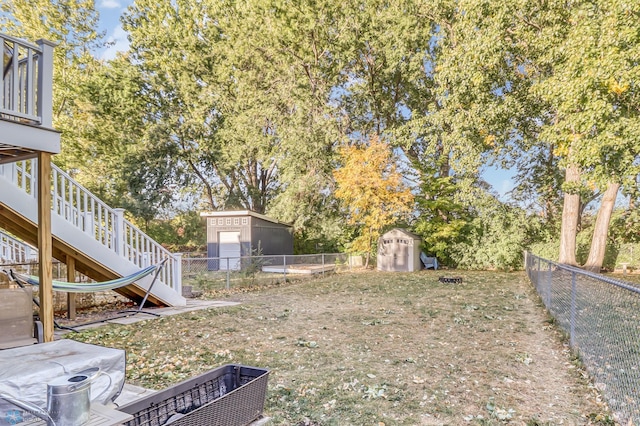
[262,264,335,274]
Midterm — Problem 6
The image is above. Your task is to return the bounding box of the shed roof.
[381,228,422,240]
[200,210,292,227]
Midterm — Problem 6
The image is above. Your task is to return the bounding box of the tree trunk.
[584,182,621,273]
[558,164,580,265]
[364,230,373,269]
[543,144,556,223]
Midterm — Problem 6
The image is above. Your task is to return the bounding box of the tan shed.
[377,228,422,272]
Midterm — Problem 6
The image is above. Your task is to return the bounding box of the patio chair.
[0,286,43,349]
[420,252,438,270]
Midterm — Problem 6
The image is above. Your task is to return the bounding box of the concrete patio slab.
[55,299,240,337]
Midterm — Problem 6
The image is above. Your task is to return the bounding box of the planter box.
[118,364,269,426]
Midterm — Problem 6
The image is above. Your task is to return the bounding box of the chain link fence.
[181,253,356,293]
[0,260,67,278]
[0,253,360,309]
[525,251,640,425]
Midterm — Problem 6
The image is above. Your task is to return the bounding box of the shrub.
[450,203,538,271]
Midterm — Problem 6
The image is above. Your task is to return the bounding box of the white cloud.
[499,179,514,196]
[101,25,129,61]
[100,0,121,9]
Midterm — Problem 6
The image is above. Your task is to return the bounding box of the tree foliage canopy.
[3,0,639,266]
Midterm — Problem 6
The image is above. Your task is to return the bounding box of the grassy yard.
[67,270,612,425]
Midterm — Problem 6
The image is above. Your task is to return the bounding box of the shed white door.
[394,240,409,271]
[219,231,241,270]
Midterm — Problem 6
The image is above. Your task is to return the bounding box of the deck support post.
[67,256,76,320]
[37,152,54,342]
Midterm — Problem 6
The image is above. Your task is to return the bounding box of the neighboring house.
[377,228,422,272]
[201,210,293,270]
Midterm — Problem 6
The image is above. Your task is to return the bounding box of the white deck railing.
[1,34,54,127]
[0,230,36,264]
[0,159,182,294]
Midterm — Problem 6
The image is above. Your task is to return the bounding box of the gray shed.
[377,228,422,272]
[201,210,293,270]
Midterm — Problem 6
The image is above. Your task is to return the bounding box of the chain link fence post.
[546,261,552,308]
[283,255,287,282]
[570,270,577,349]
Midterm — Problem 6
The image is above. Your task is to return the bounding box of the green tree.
[451,192,538,270]
[1,1,180,226]
[122,0,340,213]
[333,136,414,266]
[413,171,472,266]
[211,0,344,235]
[72,56,165,217]
[0,0,106,168]
[537,0,640,271]
[426,0,640,271]
[121,0,225,211]
[511,144,564,231]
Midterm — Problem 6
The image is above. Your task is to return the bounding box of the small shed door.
[395,240,409,271]
[219,231,241,270]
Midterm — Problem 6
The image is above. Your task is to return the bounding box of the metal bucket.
[0,367,112,426]
[46,367,111,426]
[47,373,92,425]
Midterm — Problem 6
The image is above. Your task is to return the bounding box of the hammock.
[7,263,160,293]
[4,259,169,328]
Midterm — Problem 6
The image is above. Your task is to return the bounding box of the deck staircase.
[0,33,183,308]
[0,229,37,264]
[0,160,185,307]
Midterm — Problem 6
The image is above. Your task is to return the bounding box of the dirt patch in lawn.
[68,270,612,425]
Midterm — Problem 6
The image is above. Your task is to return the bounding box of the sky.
[95,1,516,198]
[485,166,515,198]
[96,0,130,61]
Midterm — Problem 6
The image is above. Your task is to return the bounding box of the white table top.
[0,340,126,426]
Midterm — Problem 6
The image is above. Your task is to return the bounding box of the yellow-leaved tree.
[334,136,414,267]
